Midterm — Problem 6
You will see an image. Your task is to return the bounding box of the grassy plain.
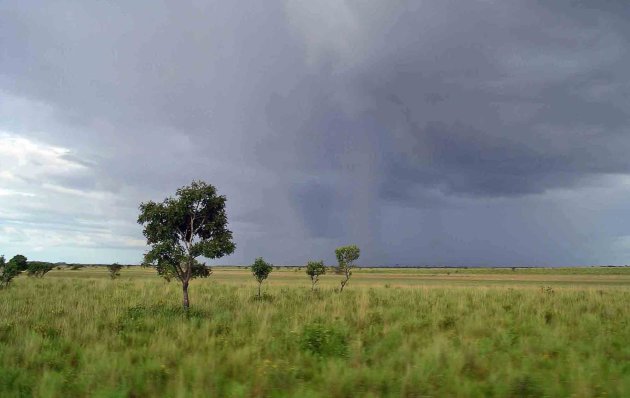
[0,266,629,397]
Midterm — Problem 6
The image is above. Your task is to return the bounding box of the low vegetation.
[0,267,628,397]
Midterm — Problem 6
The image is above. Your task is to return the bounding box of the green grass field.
[1,267,629,397]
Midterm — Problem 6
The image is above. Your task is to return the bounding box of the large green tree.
[138,180,236,310]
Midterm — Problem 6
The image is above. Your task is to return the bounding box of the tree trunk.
[340,269,351,293]
[182,280,190,310]
[258,281,261,298]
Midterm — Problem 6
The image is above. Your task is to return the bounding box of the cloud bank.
[1,0,630,265]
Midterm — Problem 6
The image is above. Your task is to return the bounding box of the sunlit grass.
[1,267,629,397]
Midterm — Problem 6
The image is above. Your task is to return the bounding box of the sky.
[1,0,630,266]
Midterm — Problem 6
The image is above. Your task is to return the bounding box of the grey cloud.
[2,0,630,265]
[325,1,630,201]
[290,180,342,238]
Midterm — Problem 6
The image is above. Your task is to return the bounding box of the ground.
[0,266,629,397]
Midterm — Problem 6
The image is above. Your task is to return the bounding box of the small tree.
[26,262,54,278]
[251,257,273,298]
[8,254,28,271]
[107,263,124,279]
[335,245,360,292]
[0,255,21,288]
[306,260,326,291]
[138,180,235,310]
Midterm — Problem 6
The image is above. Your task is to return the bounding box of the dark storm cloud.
[2,0,630,265]
[290,179,342,238]
[330,0,630,200]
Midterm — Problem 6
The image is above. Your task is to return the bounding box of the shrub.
[335,245,360,292]
[510,376,542,397]
[107,263,124,279]
[300,322,348,358]
[305,260,326,291]
[0,255,21,288]
[251,257,273,298]
[26,262,54,278]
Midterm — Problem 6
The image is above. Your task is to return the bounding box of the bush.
[305,260,326,291]
[510,376,542,397]
[107,263,124,279]
[300,322,348,358]
[26,262,54,278]
[335,245,360,292]
[0,255,21,288]
[251,257,273,298]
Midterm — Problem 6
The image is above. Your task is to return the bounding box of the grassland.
[1,266,629,397]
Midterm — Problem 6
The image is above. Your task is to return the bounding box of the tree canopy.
[8,254,28,271]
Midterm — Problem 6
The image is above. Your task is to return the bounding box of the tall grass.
[0,271,629,397]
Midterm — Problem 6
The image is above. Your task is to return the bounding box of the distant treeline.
[33,263,630,269]
[207,264,630,269]
[29,262,138,268]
